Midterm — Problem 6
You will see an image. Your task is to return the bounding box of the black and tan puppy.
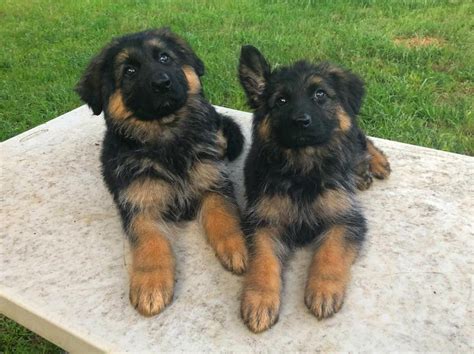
[76,28,248,316]
[238,46,390,332]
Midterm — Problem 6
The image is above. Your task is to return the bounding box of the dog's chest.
[263,173,322,203]
[253,185,352,228]
[117,143,224,216]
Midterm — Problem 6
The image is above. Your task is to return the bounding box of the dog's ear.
[188,55,205,77]
[75,45,111,115]
[239,45,271,109]
[329,66,365,116]
[157,27,205,77]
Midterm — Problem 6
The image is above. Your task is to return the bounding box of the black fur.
[221,115,245,161]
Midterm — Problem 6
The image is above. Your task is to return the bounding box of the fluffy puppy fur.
[76,28,247,316]
[238,45,390,332]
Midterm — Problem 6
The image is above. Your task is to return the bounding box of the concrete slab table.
[1,105,473,352]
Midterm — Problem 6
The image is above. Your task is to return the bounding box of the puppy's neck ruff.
[106,93,203,145]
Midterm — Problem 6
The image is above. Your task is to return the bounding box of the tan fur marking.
[122,177,172,213]
[256,187,351,228]
[182,65,201,95]
[108,92,168,139]
[161,115,177,124]
[113,50,131,82]
[258,116,271,141]
[108,78,196,144]
[366,138,391,179]
[305,225,357,319]
[189,160,222,192]
[329,67,345,76]
[108,90,133,121]
[122,118,164,143]
[283,147,317,172]
[336,106,352,131]
[256,194,294,225]
[108,100,189,144]
[115,50,130,65]
[200,193,248,274]
[241,228,281,333]
[313,188,352,218]
[146,38,162,48]
[129,214,175,316]
[216,129,227,158]
[308,75,323,85]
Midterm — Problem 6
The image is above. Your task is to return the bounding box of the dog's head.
[76,28,204,122]
[239,45,365,149]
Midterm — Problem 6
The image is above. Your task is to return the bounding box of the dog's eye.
[276,96,288,107]
[313,89,327,101]
[159,53,170,64]
[124,66,137,76]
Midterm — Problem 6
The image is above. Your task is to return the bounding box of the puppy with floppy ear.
[76,28,247,316]
[238,45,390,333]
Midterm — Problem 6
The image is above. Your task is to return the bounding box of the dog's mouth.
[133,95,187,121]
[278,133,330,149]
[299,135,330,146]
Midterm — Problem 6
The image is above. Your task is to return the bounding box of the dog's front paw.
[305,278,346,320]
[366,139,391,179]
[355,171,373,191]
[215,232,248,275]
[129,270,174,316]
[370,154,391,179]
[371,160,391,179]
[241,289,280,333]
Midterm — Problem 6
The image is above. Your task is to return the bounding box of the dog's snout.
[151,73,172,92]
[294,113,312,128]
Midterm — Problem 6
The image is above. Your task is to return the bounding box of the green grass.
[0,315,60,353]
[1,0,473,153]
[0,0,472,351]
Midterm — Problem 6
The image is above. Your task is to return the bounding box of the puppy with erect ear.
[237,45,391,333]
[76,28,247,317]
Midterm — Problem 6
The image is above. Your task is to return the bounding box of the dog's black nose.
[294,114,312,128]
[151,73,171,92]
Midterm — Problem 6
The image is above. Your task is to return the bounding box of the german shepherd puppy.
[75,28,248,317]
[238,45,390,332]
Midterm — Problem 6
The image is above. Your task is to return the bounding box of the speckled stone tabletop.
[1,105,473,352]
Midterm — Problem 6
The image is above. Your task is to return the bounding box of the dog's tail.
[220,115,245,161]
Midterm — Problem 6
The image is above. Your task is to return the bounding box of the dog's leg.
[241,228,283,333]
[200,192,248,274]
[354,129,374,190]
[366,138,391,179]
[304,225,358,320]
[128,214,175,316]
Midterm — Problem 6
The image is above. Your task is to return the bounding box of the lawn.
[1,0,472,351]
